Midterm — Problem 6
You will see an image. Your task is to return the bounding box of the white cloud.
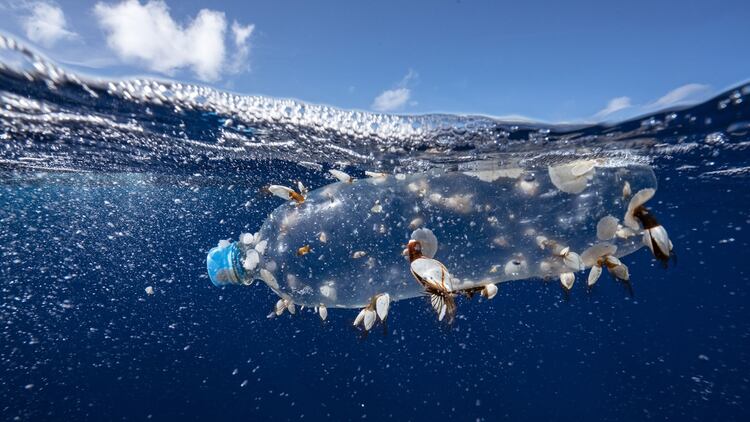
[372,69,419,112]
[400,69,418,86]
[22,2,77,47]
[228,20,254,74]
[593,84,712,121]
[594,96,632,118]
[648,83,710,108]
[93,0,254,81]
[372,88,411,112]
[231,20,254,46]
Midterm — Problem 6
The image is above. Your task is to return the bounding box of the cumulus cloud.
[228,20,254,73]
[594,96,632,119]
[21,2,77,47]
[648,83,711,109]
[372,88,411,112]
[372,69,418,112]
[594,84,712,121]
[93,0,254,81]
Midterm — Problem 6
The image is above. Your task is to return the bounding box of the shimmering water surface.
[1,35,750,420]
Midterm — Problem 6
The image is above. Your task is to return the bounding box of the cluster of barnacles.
[353,293,390,331]
[625,188,675,267]
[261,168,674,330]
[535,236,587,291]
[269,297,296,318]
[582,243,630,288]
[547,185,675,293]
[267,292,391,332]
[238,232,267,275]
[402,230,499,323]
[267,297,332,321]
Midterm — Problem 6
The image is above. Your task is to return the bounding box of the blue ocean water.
[1,35,750,420]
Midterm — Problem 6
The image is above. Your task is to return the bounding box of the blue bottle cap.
[206,242,245,286]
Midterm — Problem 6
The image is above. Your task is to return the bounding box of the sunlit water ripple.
[1,34,749,178]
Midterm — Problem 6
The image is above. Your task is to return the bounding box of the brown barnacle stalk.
[635,207,674,266]
[289,191,305,204]
[459,283,498,300]
[625,189,675,267]
[404,239,423,262]
[459,286,482,299]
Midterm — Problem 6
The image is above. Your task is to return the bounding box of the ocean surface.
[1,34,749,420]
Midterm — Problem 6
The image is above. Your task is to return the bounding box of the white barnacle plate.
[559,272,576,290]
[596,216,619,240]
[213,163,657,311]
[548,160,598,194]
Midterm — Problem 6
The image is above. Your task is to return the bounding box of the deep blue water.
[1,35,750,420]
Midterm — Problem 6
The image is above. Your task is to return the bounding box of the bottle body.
[208,164,656,308]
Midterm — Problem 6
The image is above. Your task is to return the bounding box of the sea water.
[1,35,750,420]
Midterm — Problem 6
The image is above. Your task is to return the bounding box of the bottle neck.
[207,241,248,286]
[226,242,248,284]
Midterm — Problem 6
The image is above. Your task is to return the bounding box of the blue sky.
[0,0,748,121]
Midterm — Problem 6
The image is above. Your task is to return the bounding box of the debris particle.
[297,245,311,256]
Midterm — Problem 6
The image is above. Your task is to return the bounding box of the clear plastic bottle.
[208,162,656,308]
